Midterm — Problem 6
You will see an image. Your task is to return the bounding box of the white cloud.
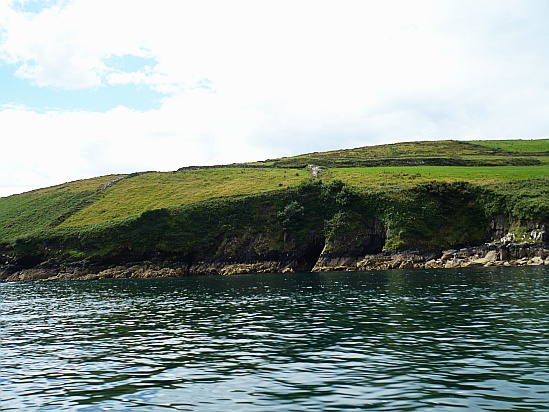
[1,0,171,89]
[0,91,275,196]
[0,0,548,197]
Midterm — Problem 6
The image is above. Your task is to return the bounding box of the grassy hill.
[246,139,549,168]
[1,139,548,274]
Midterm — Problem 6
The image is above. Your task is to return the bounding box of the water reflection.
[1,267,547,411]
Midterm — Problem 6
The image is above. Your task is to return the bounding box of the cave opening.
[300,236,326,272]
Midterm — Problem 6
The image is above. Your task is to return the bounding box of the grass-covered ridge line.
[48,139,549,229]
[7,178,548,270]
[470,139,549,154]
[0,138,547,274]
[247,139,549,168]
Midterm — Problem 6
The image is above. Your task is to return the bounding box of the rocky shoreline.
[313,242,549,272]
[0,261,295,282]
[1,241,547,282]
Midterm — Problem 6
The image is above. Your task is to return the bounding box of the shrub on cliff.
[382,181,490,250]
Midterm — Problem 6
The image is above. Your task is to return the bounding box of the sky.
[0,0,548,197]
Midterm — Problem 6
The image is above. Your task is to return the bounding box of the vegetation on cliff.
[1,139,548,276]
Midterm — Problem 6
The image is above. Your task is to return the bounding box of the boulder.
[399,260,414,269]
[484,250,498,262]
[527,257,544,266]
[441,250,457,262]
[469,258,488,266]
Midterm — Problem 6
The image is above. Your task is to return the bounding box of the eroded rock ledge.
[1,261,296,282]
[2,242,547,282]
[313,242,549,272]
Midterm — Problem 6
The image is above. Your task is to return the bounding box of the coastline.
[313,242,549,272]
[2,242,547,282]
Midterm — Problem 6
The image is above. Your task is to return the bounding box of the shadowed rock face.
[489,215,508,241]
[311,215,549,272]
[489,217,547,243]
[2,215,548,282]
[3,241,547,282]
[526,221,547,242]
[312,218,386,271]
[209,231,325,272]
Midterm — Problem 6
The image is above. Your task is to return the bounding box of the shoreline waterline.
[2,241,548,283]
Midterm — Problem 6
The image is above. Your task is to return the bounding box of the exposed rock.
[2,241,548,282]
[313,217,386,272]
[440,250,456,262]
[528,256,544,266]
[187,261,296,276]
[489,215,508,241]
[307,165,323,178]
[527,221,547,242]
[316,242,549,272]
[469,258,488,266]
[399,260,414,269]
[485,250,498,262]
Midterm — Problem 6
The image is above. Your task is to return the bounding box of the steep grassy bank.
[3,177,547,276]
[0,175,124,244]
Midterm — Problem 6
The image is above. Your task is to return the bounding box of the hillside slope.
[1,139,548,280]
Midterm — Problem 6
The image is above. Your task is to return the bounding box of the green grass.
[59,168,310,227]
[250,139,549,168]
[325,164,549,188]
[23,174,126,195]
[273,140,498,161]
[1,139,548,247]
[470,139,549,153]
[58,163,548,229]
[0,175,124,243]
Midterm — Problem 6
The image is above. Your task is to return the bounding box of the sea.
[1,267,547,411]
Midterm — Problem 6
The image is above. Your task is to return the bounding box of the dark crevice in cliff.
[299,237,325,271]
[367,218,387,254]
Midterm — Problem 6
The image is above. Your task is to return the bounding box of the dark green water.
[1,267,547,411]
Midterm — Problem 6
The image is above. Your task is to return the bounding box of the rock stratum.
[3,242,548,282]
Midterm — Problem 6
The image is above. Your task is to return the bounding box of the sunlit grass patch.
[2,139,548,244]
[326,164,549,188]
[24,174,126,195]
[0,175,125,243]
[470,139,549,153]
[59,168,310,227]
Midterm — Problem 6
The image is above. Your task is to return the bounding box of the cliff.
[1,139,548,281]
[1,178,547,282]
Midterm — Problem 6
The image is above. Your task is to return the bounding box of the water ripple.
[1,266,548,411]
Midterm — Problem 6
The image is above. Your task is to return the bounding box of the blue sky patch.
[11,0,67,14]
[104,54,158,73]
[0,64,164,112]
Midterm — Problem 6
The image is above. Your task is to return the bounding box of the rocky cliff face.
[312,217,386,271]
[312,216,548,272]
[1,181,548,281]
[204,215,549,274]
[3,241,548,282]
[2,216,547,282]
